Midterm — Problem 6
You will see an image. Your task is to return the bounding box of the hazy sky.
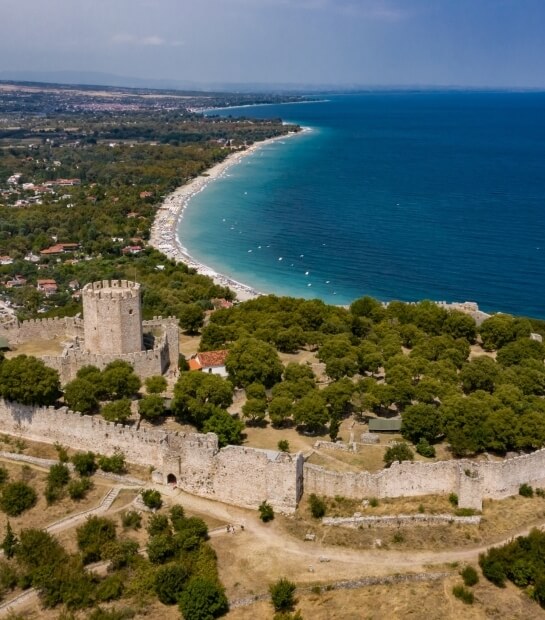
[2,0,545,87]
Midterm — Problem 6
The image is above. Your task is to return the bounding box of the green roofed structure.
[368,417,402,433]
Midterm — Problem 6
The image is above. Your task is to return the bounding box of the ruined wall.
[143,317,179,371]
[0,317,84,345]
[82,280,143,355]
[0,400,301,513]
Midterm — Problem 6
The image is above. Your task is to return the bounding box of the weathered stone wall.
[0,317,84,344]
[82,280,143,355]
[0,400,302,513]
[142,317,179,371]
[322,514,481,527]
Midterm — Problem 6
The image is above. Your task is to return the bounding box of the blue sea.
[180,92,545,318]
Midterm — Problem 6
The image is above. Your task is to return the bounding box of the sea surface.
[180,92,545,318]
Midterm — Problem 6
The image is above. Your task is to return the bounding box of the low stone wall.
[322,514,481,527]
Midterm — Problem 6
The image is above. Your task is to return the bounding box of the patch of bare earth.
[4,337,65,358]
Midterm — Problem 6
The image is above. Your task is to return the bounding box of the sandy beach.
[149,129,307,302]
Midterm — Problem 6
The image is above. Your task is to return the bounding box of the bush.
[178,577,229,620]
[76,516,117,564]
[383,442,414,468]
[416,438,436,458]
[169,505,186,531]
[98,451,126,474]
[269,577,296,612]
[461,565,479,587]
[121,510,142,530]
[154,562,190,605]
[369,497,379,508]
[0,466,9,485]
[71,452,97,477]
[393,531,405,543]
[67,477,92,500]
[452,584,474,604]
[0,481,37,516]
[308,494,326,519]
[96,573,125,602]
[146,533,177,565]
[141,489,162,510]
[54,442,69,463]
[519,483,534,498]
[259,500,274,523]
[102,539,139,570]
[1,521,18,559]
[448,493,459,507]
[277,440,290,452]
[47,463,70,488]
[147,514,171,537]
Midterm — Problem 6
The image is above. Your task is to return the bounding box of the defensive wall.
[0,315,179,383]
[0,399,302,513]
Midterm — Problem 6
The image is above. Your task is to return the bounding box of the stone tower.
[82,280,143,355]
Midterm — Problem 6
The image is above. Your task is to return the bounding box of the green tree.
[202,410,244,447]
[401,403,442,444]
[383,442,414,468]
[269,577,296,612]
[173,372,233,427]
[225,338,283,388]
[0,355,60,405]
[497,338,545,367]
[242,398,267,425]
[269,397,293,428]
[308,494,326,519]
[179,303,205,334]
[292,392,329,434]
[63,378,99,414]
[147,532,177,564]
[443,311,477,342]
[0,481,37,516]
[141,489,162,510]
[101,399,132,423]
[460,357,499,393]
[1,520,18,558]
[101,361,141,400]
[71,451,97,477]
[97,450,126,474]
[479,314,531,350]
[138,394,165,420]
[178,577,229,620]
[76,516,117,564]
[145,375,167,394]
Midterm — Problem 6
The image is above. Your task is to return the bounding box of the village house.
[36,279,58,296]
[40,243,80,256]
[189,350,229,377]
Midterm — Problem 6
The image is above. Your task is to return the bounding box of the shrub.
[269,577,296,612]
[461,565,479,587]
[369,497,379,508]
[259,500,274,522]
[448,493,459,507]
[519,483,534,498]
[67,477,92,500]
[154,563,190,605]
[452,584,474,604]
[71,452,97,477]
[102,539,139,570]
[146,533,177,565]
[47,463,70,488]
[0,466,9,485]
[393,531,405,543]
[178,577,229,620]
[76,516,117,564]
[383,442,414,468]
[54,442,70,463]
[416,438,436,458]
[147,514,171,537]
[96,573,125,602]
[121,510,142,530]
[0,481,37,516]
[98,451,126,474]
[1,521,18,559]
[277,440,290,452]
[141,489,162,510]
[308,494,326,519]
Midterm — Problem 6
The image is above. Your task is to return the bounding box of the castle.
[0,280,179,383]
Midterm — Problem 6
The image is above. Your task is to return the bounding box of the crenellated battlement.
[82,280,141,301]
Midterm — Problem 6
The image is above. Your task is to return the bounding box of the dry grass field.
[4,337,65,358]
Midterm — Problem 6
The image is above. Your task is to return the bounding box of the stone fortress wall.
[0,400,303,513]
[1,399,545,512]
[0,279,179,383]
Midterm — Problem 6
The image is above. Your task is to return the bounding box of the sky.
[1,0,545,88]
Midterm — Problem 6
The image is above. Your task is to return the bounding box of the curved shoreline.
[150,129,309,302]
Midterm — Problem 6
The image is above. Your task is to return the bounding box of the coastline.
[149,129,308,302]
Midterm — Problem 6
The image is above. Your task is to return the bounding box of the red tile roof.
[196,350,229,368]
[188,359,202,371]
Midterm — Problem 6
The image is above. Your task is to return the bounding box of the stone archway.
[167,473,177,486]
